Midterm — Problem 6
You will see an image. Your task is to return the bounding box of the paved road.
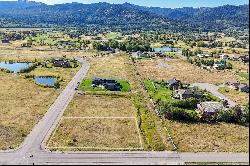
[0,61,248,165]
[180,152,249,163]
[193,83,237,107]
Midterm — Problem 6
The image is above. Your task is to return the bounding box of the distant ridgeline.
[0,1,248,32]
[0,0,43,10]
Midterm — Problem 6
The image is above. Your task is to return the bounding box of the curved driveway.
[193,83,237,107]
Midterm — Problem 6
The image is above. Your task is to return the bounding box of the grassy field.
[0,71,59,150]
[47,117,142,151]
[136,59,242,85]
[47,94,143,151]
[64,95,137,117]
[0,49,96,61]
[47,93,170,151]
[169,121,249,152]
[0,57,80,150]
[219,87,249,106]
[144,80,175,103]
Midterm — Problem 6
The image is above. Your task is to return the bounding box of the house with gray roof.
[173,89,203,100]
[167,78,181,90]
[197,102,224,116]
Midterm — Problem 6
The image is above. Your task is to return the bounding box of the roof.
[238,84,249,89]
[167,78,180,85]
[178,89,193,95]
[199,102,224,113]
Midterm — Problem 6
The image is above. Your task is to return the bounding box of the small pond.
[0,62,32,73]
[153,46,181,52]
[34,77,57,86]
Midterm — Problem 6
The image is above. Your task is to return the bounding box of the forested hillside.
[0,1,248,32]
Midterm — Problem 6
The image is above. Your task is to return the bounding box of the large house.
[239,55,249,63]
[167,78,181,90]
[0,39,10,44]
[51,58,71,68]
[197,102,224,116]
[173,89,203,100]
[92,78,121,91]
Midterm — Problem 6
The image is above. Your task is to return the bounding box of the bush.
[240,105,249,124]
[163,104,200,122]
[19,63,37,73]
[171,98,199,109]
[217,109,236,123]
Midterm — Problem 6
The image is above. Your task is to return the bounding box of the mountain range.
[0,1,248,32]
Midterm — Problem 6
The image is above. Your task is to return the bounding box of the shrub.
[217,109,236,123]
[19,63,37,73]
[163,104,200,122]
[240,105,249,124]
[171,98,199,109]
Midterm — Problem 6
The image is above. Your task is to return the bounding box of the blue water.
[153,46,181,52]
[0,62,32,73]
[34,77,57,86]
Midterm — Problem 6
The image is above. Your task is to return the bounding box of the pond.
[33,77,57,86]
[153,46,181,52]
[0,62,32,73]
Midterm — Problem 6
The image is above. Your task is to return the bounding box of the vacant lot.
[0,65,79,150]
[48,117,142,150]
[64,95,137,117]
[86,55,131,80]
[169,121,249,152]
[219,87,249,105]
[136,59,242,85]
[48,95,143,151]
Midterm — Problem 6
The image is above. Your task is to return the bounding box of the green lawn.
[239,72,249,81]
[80,79,131,92]
[144,80,175,102]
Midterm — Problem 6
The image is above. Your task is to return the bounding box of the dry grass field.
[48,117,142,150]
[0,71,59,149]
[136,59,242,84]
[64,95,137,117]
[47,94,143,151]
[169,121,249,152]
[0,49,95,61]
[219,87,249,106]
[86,54,131,80]
[0,60,80,150]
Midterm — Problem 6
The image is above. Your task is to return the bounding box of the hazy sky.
[1,0,249,8]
